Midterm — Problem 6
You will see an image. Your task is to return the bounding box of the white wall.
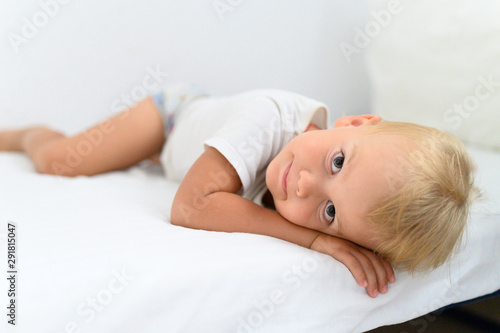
[0,0,371,133]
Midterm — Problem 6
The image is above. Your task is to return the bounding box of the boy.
[0,84,478,298]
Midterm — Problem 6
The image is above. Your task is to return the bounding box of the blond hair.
[366,121,480,272]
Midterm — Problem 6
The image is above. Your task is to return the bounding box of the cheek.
[275,199,316,229]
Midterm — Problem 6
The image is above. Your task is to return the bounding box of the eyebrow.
[335,143,358,234]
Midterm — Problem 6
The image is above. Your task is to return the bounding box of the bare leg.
[0,97,166,176]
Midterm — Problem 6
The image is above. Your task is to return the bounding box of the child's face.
[266,115,399,251]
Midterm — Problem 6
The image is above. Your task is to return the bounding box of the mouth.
[282,161,292,197]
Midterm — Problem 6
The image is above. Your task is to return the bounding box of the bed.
[0,143,499,333]
[2,1,500,332]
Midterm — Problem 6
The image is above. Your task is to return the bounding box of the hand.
[310,233,395,298]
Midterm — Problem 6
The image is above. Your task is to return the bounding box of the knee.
[34,141,77,177]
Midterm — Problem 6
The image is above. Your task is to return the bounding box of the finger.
[382,259,396,283]
[351,250,379,298]
[361,249,389,294]
[371,255,389,294]
[337,251,369,288]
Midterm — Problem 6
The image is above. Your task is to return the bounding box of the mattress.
[1,144,499,333]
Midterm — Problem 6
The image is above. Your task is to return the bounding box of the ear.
[333,115,382,128]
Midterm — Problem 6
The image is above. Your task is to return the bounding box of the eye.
[331,152,344,174]
[324,201,336,223]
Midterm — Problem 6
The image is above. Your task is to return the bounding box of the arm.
[171,147,320,247]
[171,147,393,297]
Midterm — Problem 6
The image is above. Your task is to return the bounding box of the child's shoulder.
[233,88,315,101]
[231,89,328,114]
[210,88,329,132]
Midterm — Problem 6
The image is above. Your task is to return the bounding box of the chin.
[273,201,287,220]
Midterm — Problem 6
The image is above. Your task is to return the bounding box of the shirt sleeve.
[203,95,283,194]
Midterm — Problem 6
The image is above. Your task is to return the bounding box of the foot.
[0,127,43,151]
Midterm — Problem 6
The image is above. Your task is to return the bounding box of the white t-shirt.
[160,89,329,202]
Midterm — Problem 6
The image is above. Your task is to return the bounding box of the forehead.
[332,133,405,248]
[340,133,404,218]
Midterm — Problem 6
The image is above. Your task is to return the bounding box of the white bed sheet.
[1,145,499,333]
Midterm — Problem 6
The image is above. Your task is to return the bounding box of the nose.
[296,170,316,198]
